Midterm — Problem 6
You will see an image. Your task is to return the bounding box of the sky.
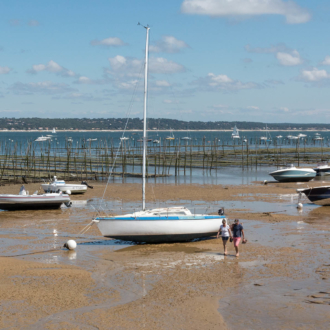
[1,0,330,123]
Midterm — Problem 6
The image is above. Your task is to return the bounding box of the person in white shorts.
[217,219,233,256]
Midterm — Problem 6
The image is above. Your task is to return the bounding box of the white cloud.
[9,81,76,95]
[0,66,11,74]
[163,99,181,104]
[321,55,330,65]
[194,72,258,91]
[27,60,76,77]
[28,20,40,26]
[181,0,311,24]
[77,76,93,84]
[150,57,185,74]
[247,106,259,110]
[207,73,233,85]
[155,80,171,87]
[108,55,185,75]
[150,36,189,53]
[300,68,329,82]
[90,37,125,47]
[276,50,302,66]
[280,106,289,112]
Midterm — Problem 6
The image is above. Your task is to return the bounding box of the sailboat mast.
[142,26,150,211]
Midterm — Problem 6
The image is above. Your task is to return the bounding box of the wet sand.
[0,181,329,329]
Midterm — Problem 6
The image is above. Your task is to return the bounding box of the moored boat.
[269,165,316,182]
[297,186,330,206]
[41,176,88,194]
[0,185,71,211]
[314,163,330,176]
[232,125,240,139]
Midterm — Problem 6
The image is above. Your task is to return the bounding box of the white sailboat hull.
[96,216,224,243]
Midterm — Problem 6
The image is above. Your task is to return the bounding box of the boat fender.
[81,181,93,189]
[65,201,72,207]
[66,190,71,195]
[263,180,268,185]
[63,240,77,250]
[297,203,303,209]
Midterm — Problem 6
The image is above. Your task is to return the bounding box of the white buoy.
[66,190,72,195]
[263,180,267,185]
[297,203,303,209]
[64,239,77,250]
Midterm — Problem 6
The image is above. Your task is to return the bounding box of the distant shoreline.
[0,129,329,133]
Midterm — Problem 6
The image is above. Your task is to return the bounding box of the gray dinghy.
[0,185,71,211]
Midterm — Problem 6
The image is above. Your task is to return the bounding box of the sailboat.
[52,128,56,134]
[231,125,240,139]
[93,26,226,243]
[182,124,192,141]
[166,128,175,140]
[260,125,272,142]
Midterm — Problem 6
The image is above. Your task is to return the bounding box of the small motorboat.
[314,163,330,176]
[41,176,89,194]
[0,185,71,211]
[87,138,98,142]
[35,136,51,142]
[269,165,316,182]
[297,186,330,206]
[120,137,129,141]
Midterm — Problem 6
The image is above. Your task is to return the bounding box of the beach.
[0,180,329,329]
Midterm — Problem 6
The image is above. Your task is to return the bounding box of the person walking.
[231,219,245,257]
[217,219,232,256]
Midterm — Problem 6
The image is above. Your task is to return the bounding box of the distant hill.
[0,117,329,131]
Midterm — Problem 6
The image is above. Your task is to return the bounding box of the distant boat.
[314,163,330,176]
[87,138,97,142]
[52,128,56,134]
[269,165,316,182]
[0,185,71,211]
[297,133,307,138]
[66,137,73,143]
[153,139,160,144]
[35,136,51,142]
[260,125,272,142]
[137,138,152,142]
[232,125,240,139]
[313,134,324,141]
[287,135,298,140]
[120,137,129,141]
[297,186,330,206]
[276,135,283,139]
[166,129,175,140]
[182,124,192,140]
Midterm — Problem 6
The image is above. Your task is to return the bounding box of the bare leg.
[222,240,228,255]
[235,245,239,257]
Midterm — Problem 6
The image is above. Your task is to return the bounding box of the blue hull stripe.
[106,232,218,243]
